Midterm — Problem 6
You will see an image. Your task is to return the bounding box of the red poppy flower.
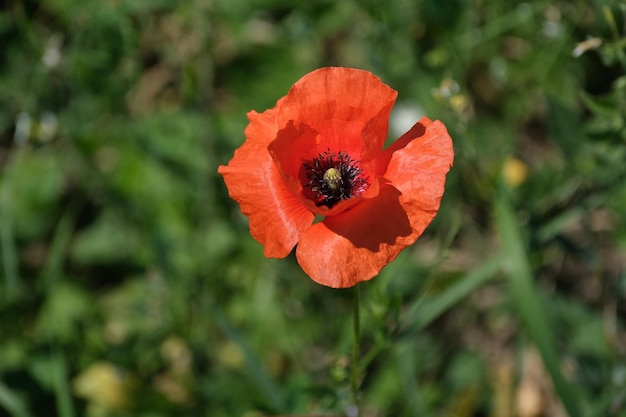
[218,67,453,288]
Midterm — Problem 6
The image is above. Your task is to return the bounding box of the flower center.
[323,168,342,191]
[303,149,369,208]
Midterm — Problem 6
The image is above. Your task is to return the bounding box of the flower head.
[218,67,453,288]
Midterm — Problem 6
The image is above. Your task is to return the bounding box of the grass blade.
[42,207,76,288]
[495,192,584,417]
[207,299,287,412]
[0,181,19,301]
[405,255,503,331]
[0,380,34,417]
[51,348,74,417]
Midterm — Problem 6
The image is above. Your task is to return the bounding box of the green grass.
[1,0,626,416]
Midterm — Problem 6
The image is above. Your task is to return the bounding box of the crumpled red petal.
[275,67,397,164]
[295,184,412,287]
[382,117,454,214]
[295,117,453,287]
[218,109,314,258]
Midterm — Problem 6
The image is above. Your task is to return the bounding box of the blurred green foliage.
[1,0,625,416]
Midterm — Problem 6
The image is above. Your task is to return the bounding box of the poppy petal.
[382,117,454,214]
[276,67,397,162]
[218,109,315,257]
[295,184,413,288]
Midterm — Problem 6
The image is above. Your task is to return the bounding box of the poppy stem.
[350,283,361,416]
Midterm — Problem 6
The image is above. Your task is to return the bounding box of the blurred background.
[1,0,625,416]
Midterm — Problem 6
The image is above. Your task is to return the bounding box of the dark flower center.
[303,149,369,208]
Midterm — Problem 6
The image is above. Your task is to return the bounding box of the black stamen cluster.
[304,149,369,208]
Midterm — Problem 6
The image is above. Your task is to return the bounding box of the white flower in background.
[38,111,58,142]
[389,103,424,139]
[42,33,63,69]
[14,112,31,145]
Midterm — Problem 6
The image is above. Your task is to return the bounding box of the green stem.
[351,284,361,416]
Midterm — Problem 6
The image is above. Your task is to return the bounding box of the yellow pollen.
[323,168,342,191]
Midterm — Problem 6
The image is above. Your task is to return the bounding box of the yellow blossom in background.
[153,336,194,405]
[161,336,192,374]
[449,93,470,115]
[217,340,245,369]
[503,157,529,187]
[73,361,134,416]
[432,78,472,119]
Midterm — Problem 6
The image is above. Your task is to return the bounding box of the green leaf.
[547,96,584,157]
[35,284,92,343]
